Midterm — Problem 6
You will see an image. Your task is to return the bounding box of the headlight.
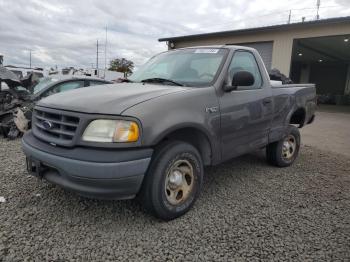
[82,119,139,143]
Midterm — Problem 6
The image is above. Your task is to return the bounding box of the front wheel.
[266,125,300,167]
[139,141,203,221]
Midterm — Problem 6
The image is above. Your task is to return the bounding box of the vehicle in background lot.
[1,67,43,91]
[4,65,46,79]
[82,69,124,81]
[1,76,111,138]
[48,67,124,82]
[22,46,316,220]
[31,76,112,101]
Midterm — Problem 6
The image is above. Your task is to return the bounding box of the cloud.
[0,0,348,69]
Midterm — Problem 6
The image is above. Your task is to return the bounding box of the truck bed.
[271,83,316,127]
[271,83,316,89]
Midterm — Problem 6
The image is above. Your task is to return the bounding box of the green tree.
[109,58,134,78]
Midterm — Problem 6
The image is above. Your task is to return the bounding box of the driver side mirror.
[223,71,255,92]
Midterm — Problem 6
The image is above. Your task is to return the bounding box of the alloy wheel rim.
[165,159,194,205]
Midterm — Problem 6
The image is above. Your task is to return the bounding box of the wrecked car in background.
[4,65,46,81]
[0,66,33,138]
[31,76,111,101]
[0,67,112,139]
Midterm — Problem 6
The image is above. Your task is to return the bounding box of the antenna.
[316,0,321,20]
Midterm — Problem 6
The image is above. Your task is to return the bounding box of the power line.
[189,5,343,31]
[6,4,347,69]
[289,5,336,11]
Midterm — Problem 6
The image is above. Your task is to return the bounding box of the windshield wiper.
[141,78,184,86]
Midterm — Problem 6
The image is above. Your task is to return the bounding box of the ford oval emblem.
[42,120,53,130]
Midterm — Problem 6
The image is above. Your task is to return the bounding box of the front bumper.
[22,131,153,199]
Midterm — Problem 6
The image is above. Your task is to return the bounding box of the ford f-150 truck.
[22,46,316,220]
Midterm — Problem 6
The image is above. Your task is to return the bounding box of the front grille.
[33,107,80,146]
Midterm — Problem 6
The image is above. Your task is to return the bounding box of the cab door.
[219,50,273,161]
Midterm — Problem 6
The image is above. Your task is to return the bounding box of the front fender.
[122,87,222,164]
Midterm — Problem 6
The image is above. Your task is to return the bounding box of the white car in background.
[4,66,46,79]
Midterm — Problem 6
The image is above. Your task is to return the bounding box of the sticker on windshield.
[194,49,219,54]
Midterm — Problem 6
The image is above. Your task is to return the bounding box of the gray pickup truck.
[22,46,316,220]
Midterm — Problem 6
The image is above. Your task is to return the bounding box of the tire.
[139,141,203,221]
[266,125,300,167]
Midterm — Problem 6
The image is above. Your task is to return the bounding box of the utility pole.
[287,10,291,24]
[96,40,99,77]
[29,49,32,68]
[316,0,321,20]
[104,25,108,78]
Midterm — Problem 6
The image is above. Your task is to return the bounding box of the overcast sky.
[0,0,349,69]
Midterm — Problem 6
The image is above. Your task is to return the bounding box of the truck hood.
[37,83,187,115]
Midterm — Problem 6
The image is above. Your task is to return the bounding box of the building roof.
[159,16,350,42]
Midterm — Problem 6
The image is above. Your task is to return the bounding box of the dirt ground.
[301,105,350,158]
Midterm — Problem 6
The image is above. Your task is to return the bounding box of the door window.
[10,70,23,78]
[228,51,262,90]
[42,81,84,97]
[89,80,108,86]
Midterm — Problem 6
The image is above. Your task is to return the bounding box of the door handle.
[262,98,272,105]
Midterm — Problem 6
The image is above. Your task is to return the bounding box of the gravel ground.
[0,138,349,261]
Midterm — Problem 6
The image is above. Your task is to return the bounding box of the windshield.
[33,77,58,94]
[129,48,228,86]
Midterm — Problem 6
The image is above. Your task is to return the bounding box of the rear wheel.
[139,141,203,220]
[266,125,300,167]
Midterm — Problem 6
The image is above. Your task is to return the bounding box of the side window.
[33,72,44,78]
[41,81,84,98]
[11,70,23,78]
[89,80,108,86]
[228,51,262,90]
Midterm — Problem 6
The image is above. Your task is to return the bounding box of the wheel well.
[290,108,306,127]
[158,128,212,166]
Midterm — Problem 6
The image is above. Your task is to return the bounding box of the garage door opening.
[290,35,350,105]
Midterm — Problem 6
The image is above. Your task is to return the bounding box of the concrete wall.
[345,65,350,95]
[171,22,350,76]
